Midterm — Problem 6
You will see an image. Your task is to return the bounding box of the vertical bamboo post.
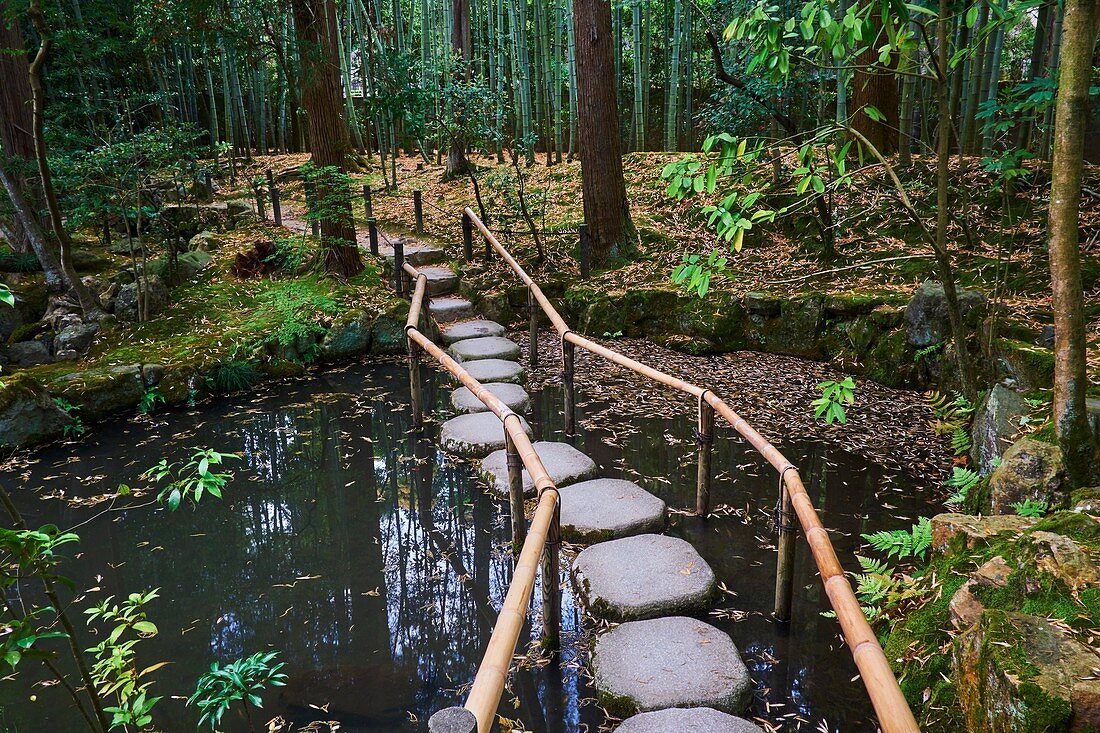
[413,189,424,233]
[541,500,561,651]
[253,181,267,220]
[408,340,423,429]
[363,184,373,218]
[393,238,405,296]
[775,476,796,622]
[696,399,715,516]
[266,169,282,226]
[304,179,320,236]
[562,339,576,436]
[578,224,590,279]
[368,217,379,255]
[505,432,526,550]
[528,287,539,369]
[462,211,474,262]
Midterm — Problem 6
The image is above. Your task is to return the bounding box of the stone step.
[440,412,532,458]
[454,359,526,385]
[382,242,448,266]
[558,479,666,543]
[429,296,476,323]
[479,441,598,497]
[592,616,752,718]
[451,383,531,415]
[448,336,520,363]
[616,708,764,733]
[418,265,459,296]
[441,319,506,345]
[572,534,715,621]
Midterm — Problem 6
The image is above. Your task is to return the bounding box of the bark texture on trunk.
[849,23,899,154]
[1046,0,1100,485]
[291,0,363,277]
[0,7,42,254]
[573,0,635,267]
[446,0,472,178]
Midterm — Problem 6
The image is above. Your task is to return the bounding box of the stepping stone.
[456,359,525,385]
[383,244,447,266]
[441,319,506,345]
[448,336,520,363]
[559,479,666,543]
[616,708,764,733]
[419,265,459,296]
[572,534,715,621]
[479,441,598,497]
[440,412,532,458]
[429,296,476,323]
[592,616,752,717]
[451,383,531,415]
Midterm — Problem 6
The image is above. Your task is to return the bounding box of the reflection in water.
[0,360,931,732]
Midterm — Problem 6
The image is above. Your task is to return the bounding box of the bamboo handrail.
[462,207,920,733]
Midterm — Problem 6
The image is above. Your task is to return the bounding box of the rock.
[417,266,459,296]
[1025,531,1100,592]
[573,534,716,621]
[439,412,532,458]
[971,385,1028,474]
[54,349,79,361]
[8,340,51,366]
[954,610,1100,732]
[51,364,145,421]
[558,478,666,543]
[441,319,506,345]
[1041,325,1056,348]
[158,203,223,239]
[55,323,99,354]
[450,383,530,414]
[321,310,374,360]
[478,441,597,496]
[0,298,25,342]
[188,231,223,252]
[154,250,211,284]
[931,513,1037,555]
[616,708,765,733]
[1072,487,1100,516]
[448,336,520,363]
[950,556,1013,629]
[114,275,169,322]
[903,280,987,348]
[995,339,1055,391]
[225,199,253,219]
[141,363,165,388]
[744,291,781,317]
[989,437,1066,514]
[0,373,70,449]
[592,616,751,716]
[456,359,525,384]
[429,296,476,323]
[1089,398,1100,445]
[70,249,112,273]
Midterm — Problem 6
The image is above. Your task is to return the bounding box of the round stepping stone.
[441,319,506,345]
[559,479,666,543]
[448,336,520,363]
[455,359,525,384]
[592,616,752,717]
[419,265,459,296]
[617,708,764,733]
[440,412,532,458]
[401,246,448,266]
[572,534,715,621]
[451,383,531,415]
[429,296,475,323]
[479,441,598,497]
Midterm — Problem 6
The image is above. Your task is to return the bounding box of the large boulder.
[187,231,223,253]
[8,339,51,366]
[904,280,986,348]
[55,323,100,354]
[158,203,224,240]
[989,437,1067,514]
[0,373,70,449]
[954,610,1100,732]
[971,385,1029,474]
[320,310,374,360]
[50,364,146,421]
[114,275,169,322]
[931,513,1037,555]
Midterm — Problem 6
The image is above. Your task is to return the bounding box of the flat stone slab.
[451,383,531,415]
[419,265,459,296]
[572,534,715,621]
[382,243,447,266]
[559,479,666,543]
[617,708,764,733]
[455,359,525,384]
[429,296,476,323]
[479,441,598,497]
[441,319,506,345]
[593,616,752,717]
[448,336,521,363]
[439,412,532,458]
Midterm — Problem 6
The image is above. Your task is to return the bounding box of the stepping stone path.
[403,227,755,730]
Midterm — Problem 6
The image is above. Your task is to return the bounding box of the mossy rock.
[49,364,146,421]
[320,309,374,361]
[0,372,70,450]
[996,338,1055,390]
[70,249,113,273]
[369,300,411,355]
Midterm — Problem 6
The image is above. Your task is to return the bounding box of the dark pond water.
[0,357,932,733]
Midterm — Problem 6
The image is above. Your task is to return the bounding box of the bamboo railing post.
[541,500,561,651]
[304,179,320,236]
[394,238,405,296]
[363,184,373,219]
[528,287,539,369]
[774,475,797,622]
[413,189,424,233]
[696,398,715,516]
[505,431,526,550]
[253,181,267,220]
[408,339,423,428]
[562,338,576,436]
[266,169,282,226]
[428,707,476,733]
[368,217,379,255]
[462,212,473,262]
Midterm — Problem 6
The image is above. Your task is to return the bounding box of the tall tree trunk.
[0,5,42,254]
[573,0,635,267]
[446,0,472,176]
[0,166,65,291]
[849,19,898,154]
[1046,0,1100,486]
[291,0,364,277]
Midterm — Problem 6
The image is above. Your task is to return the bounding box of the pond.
[0,355,934,733]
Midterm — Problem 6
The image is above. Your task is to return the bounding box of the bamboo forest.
[0,0,1098,729]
